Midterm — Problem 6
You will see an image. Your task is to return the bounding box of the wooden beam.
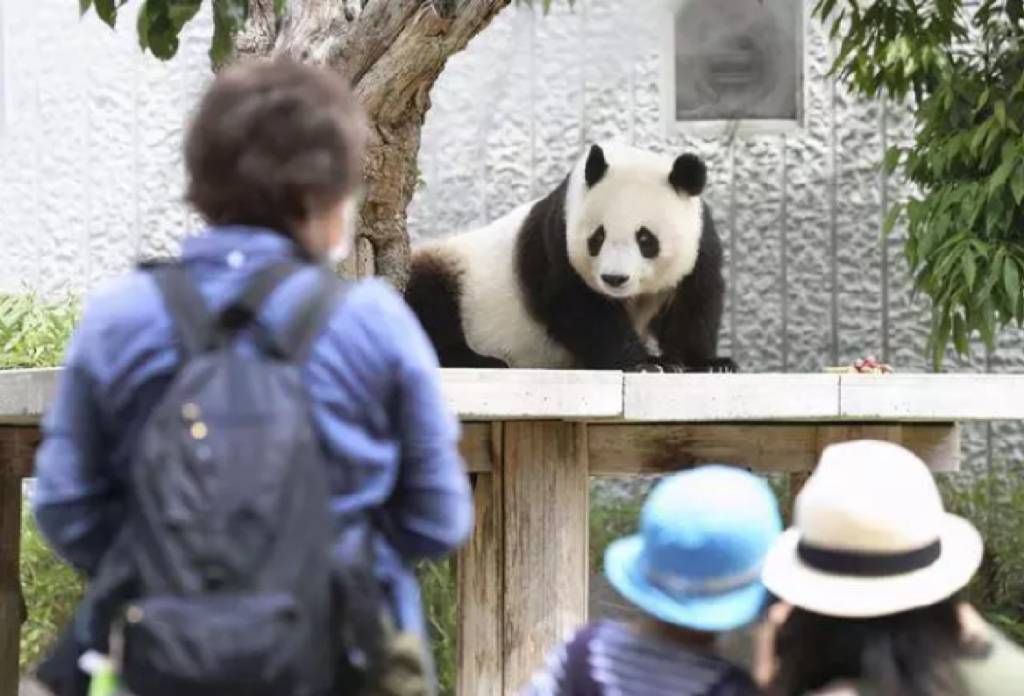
[587,422,960,475]
[455,424,503,696]
[0,427,39,480]
[502,422,589,696]
[0,475,22,696]
[3,420,962,480]
[459,423,493,474]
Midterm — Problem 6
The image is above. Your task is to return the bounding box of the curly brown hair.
[184,58,366,239]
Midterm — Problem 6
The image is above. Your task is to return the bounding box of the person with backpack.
[28,58,474,696]
[521,464,783,696]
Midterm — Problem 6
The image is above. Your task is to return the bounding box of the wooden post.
[455,424,503,696]
[502,422,589,696]
[0,468,22,696]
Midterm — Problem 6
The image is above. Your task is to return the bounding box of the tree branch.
[230,0,510,288]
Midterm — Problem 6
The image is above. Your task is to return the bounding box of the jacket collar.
[180,226,306,267]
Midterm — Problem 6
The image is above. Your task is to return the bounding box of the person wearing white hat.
[755,439,1024,696]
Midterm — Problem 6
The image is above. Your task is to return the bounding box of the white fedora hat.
[762,440,984,619]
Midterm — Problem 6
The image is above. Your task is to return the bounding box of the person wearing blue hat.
[521,464,783,696]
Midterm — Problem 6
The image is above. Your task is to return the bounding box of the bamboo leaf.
[1013,167,1024,206]
[953,313,969,356]
[1005,256,1021,317]
[882,204,903,236]
[962,251,977,291]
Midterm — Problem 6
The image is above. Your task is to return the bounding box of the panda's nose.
[601,274,629,288]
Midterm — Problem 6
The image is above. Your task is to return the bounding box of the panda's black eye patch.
[636,227,660,259]
[588,226,606,257]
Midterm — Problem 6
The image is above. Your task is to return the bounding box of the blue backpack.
[85,259,393,696]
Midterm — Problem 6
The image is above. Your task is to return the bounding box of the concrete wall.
[1,0,1021,474]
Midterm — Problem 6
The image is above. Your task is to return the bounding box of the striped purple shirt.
[521,620,761,696]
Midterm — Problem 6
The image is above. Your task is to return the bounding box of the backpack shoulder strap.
[147,263,218,359]
[216,260,304,358]
[278,268,352,365]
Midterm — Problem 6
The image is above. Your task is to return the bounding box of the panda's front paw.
[684,358,739,374]
[628,361,665,373]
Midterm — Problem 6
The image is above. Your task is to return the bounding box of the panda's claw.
[628,361,665,373]
[682,358,739,374]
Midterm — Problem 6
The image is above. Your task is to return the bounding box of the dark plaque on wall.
[666,0,804,129]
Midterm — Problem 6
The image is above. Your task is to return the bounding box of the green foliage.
[814,0,1024,369]
[82,0,281,68]
[0,293,80,369]
[82,0,573,69]
[940,471,1024,643]
[20,506,86,671]
[417,560,457,696]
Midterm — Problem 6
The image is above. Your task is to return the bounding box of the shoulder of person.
[956,603,1024,690]
[325,276,416,331]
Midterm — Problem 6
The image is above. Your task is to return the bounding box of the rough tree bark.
[230,0,511,290]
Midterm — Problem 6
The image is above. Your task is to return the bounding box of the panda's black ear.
[669,153,707,196]
[585,144,609,187]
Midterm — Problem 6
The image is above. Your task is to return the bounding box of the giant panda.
[404,142,737,373]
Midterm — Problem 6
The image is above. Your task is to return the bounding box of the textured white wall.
[0,0,1020,473]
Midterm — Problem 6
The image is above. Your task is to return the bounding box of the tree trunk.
[231,0,511,290]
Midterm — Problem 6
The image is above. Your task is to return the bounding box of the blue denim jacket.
[32,226,474,650]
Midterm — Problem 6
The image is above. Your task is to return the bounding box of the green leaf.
[1012,167,1024,206]
[882,203,903,236]
[1005,257,1021,317]
[882,146,901,175]
[275,0,287,16]
[932,311,952,371]
[991,158,1015,194]
[79,0,93,17]
[976,88,991,113]
[137,0,182,60]
[953,313,969,356]
[210,0,249,68]
[93,0,118,28]
[169,0,203,31]
[995,101,1007,128]
[961,251,977,291]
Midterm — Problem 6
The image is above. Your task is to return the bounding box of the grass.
[0,292,80,370]
[6,292,1024,691]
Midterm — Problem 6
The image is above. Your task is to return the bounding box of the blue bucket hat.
[604,464,783,632]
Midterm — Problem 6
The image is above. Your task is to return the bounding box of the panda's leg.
[542,285,662,371]
[655,273,738,374]
[404,256,511,369]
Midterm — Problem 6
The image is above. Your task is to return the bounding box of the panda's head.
[564,142,707,299]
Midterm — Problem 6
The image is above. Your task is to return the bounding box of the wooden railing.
[4,368,1018,696]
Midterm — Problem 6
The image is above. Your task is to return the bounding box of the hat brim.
[762,513,984,619]
[604,536,769,633]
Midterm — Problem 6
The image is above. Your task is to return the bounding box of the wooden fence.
[4,368,1020,696]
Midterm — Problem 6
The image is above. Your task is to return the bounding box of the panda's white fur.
[411,202,576,369]
[404,141,734,373]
